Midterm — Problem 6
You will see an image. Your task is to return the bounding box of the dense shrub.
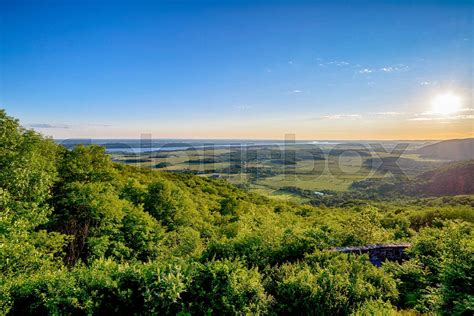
[186,259,271,314]
[144,179,198,230]
[267,252,398,315]
[341,206,392,246]
[385,221,474,314]
[350,300,414,316]
[5,259,190,315]
[5,268,81,315]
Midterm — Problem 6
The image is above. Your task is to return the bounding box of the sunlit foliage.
[0,110,472,315]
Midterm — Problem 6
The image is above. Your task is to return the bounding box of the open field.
[110,143,442,199]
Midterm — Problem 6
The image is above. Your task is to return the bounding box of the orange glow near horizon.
[30,114,473,141]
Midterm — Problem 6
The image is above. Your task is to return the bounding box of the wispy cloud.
[311,112,404,121]
[87,123,112,127]
[419,81,431,86]
[27,123,70,129]
[358,68,373,74]
[316,114,361,120]
[408,108,474,121]
[380,67,395,72]
[372,111,405,116]
[358,64,409,74]
[408,117,433,121]
[455,114,474,120]
[27,123,112,129]
[334,61,350,66]
[408,114,474,121]
[291,89,302,93]
[417,107,473,116]
[379,65,409,72]
[317,59,409,76]
[318,60,350,67]
[307,109,473,123]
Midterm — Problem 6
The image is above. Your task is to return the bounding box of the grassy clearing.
[110,145,431,199]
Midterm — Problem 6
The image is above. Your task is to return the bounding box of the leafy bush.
[5,259,190,315]
[267,252,398,315]
[144,179,198,230]
[385,221,473,314]
[350,300,415,316]
[186,259,271,314]
[341,206,392,245]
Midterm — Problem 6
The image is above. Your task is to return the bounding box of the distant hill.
[410,160,474,196]
[351,160,474,197]
[416,138,474,161]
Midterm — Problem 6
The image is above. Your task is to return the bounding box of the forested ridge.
[1,109,473,315]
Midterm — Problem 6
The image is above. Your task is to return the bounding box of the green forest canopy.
[0,110,473,315]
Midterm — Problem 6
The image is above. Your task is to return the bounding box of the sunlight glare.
[431,92,462,115]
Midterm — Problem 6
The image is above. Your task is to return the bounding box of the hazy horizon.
[51,137,468,142]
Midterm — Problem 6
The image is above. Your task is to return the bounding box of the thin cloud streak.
[373,111,405,116]
[27,123,70,129]
[408,115,474,121]
[315,114,362,120]
[358,64,409,74]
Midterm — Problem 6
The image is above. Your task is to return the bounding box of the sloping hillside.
[411,160,474,196]
[350,160,474,197]
[416,138,474,161]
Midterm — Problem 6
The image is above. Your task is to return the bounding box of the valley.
[108,141,459,201]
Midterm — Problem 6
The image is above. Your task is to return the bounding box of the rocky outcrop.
[331,243,411,267]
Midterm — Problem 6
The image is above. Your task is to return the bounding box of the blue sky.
[1,0,472,139]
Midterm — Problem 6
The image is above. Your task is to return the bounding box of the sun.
[431,92,462,115]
